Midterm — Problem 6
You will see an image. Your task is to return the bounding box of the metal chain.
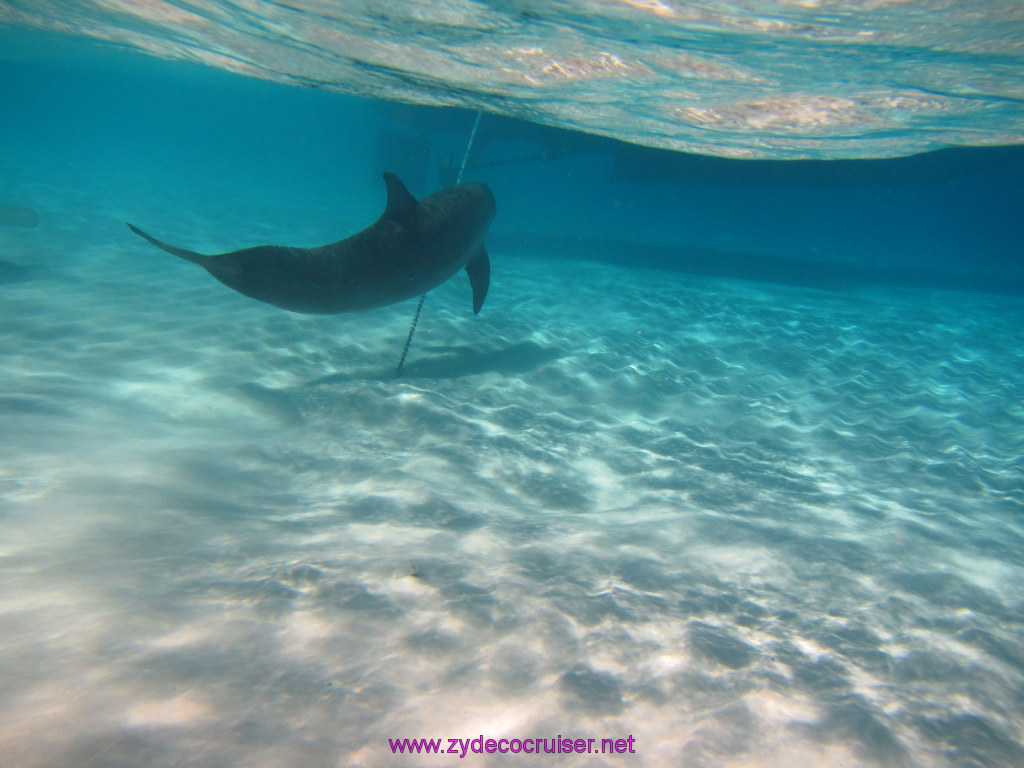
[395,291,426,377]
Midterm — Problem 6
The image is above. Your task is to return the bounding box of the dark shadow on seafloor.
[0,259,50,284]
[306,341,561,385]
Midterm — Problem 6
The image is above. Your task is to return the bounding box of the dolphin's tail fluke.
[126,223,210,267]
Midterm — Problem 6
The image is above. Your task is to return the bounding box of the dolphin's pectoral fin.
[381,173,418,228]
[465,246,490,315]
[126,223,209,267]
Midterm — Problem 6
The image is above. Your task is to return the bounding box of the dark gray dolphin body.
[127,173,495,314]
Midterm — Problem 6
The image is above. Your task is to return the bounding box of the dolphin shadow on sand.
[306,341,560,384]
[229,341,559,427]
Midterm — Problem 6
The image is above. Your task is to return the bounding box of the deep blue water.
[3,31,1023,293]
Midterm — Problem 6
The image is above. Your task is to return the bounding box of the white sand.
[1,170,1023,768]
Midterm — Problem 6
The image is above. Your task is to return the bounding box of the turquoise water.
[2,21,1024,768]
[3,0,1024,158]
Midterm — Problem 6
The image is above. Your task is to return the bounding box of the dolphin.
[127,173,495,314]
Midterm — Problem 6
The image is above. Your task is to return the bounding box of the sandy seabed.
[1,177,1023,768]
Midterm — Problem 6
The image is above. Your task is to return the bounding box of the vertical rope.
[455,111,482,186]
[396,111,482,377]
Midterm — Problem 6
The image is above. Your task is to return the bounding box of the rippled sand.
[1,190,1023,767]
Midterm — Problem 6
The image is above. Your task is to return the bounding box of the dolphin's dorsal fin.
[382,173,417,227]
